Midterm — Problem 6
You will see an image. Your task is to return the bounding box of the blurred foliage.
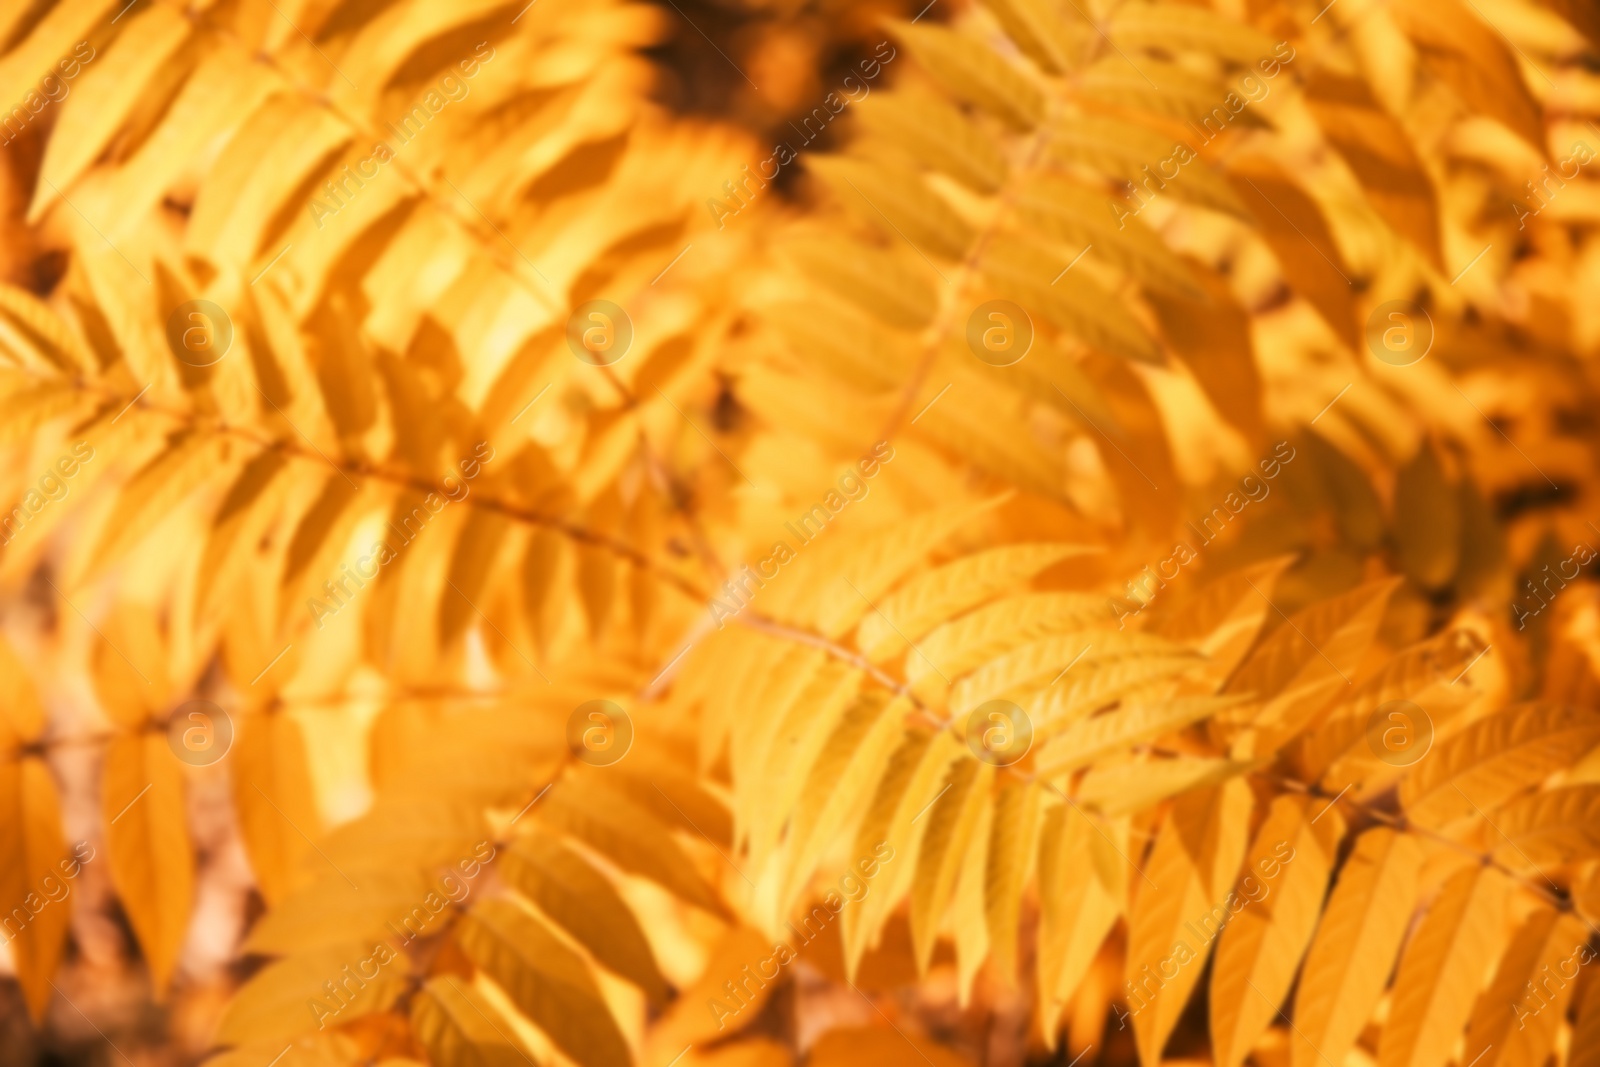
[2,0,1600,1066]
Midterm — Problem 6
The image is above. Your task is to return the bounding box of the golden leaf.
[854,90,1007,193]
[241,871,430,956]
[411,976,533,1067]
[457,898,632,1067]
[103,732,193,994]
[983,778,1040,984]
[1400,704,1600,831]
[1488,785,1600,871]
[1291,828,1423,1067]
[856,543,1091,662]
[888,20,1045,129]
[233,711,322,904]
[500,834,670,1007]
[532,780,728,916]
[1036,803,1120,1043]
[1377,865,1511,1067]
[1462,908,1588,1067]
[1209,795,1342,1067]
[910,757,994,972]
[0,756,69,1020]
[1226,577,1399,739]
[1125,778,1252,1067]
[807,155,974,261]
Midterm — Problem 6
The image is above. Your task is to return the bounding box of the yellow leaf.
[910,592,1111,692]
[951,793,991,1006]
[1209,795,1342,1067]
[1462,908,1588,1067]
[1225,577,1399,738]
[748,659,860,876]
[1390,0,1544,148]
[1226,158,1359,350]
[697,630,788,775]
[520,526,568,655]
[0,756,69,1021]
[842,728,962,975]
[319,797,487,875]
[0,636,45,748]
[854,90,1006,192]
[457,898,631,1067]
[763,297,913,393]
[983,235,1164,365]
[441,507,513,646]
[184,95,353,270]
[103,733,193,994]
[1048,115,1248,217]
[856,543,1091,662]
[808,155,973,261]
[242,871,430,955]
[0,0,118,137]
[731,645,829,840]
[1035,654,1210,736]
[905,367,1073,499]
[776,692,906,924]
[197,449,293,624]
[0,380,87,444]
[987,0,1090,73]
[1078,755,1256,816]
[303,292,378,438]
[1016,176,1205,299]
[983,779,1039,985]
[411,976,532,1067]
[1291,828,1423,1067]
[367,703,562,804]
[783,236,937,331]
[1294,629,1485,782]
[500,835,670,1006]
[1036,803,1120,1044]
[609,762,733,847]
[798,497,998,639]
[576,489,620,639]
[1304,70,1443,270]
[888,20,1044,129]
[1488,785,1600,871]
[281,475,367,595]
[1377,865,1511,1067]
[1034,694,1248,777]
[910,757,994,972]
[31,4,192,222]
[79,432,229,586]
[1153,556,1294,690]
[219,942,407,1044]
[648,926,777,1050]
[950,629,1191,717]
[1400,703,1600,830]
[1146,269,1265,444]
[99,45,276,240]
[533,780,727,916]
[0,283,93,372]
[1125,778,1252,1067]
[89,603,170,727]
[233,711,321,904]
[1107,3,1280,64]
